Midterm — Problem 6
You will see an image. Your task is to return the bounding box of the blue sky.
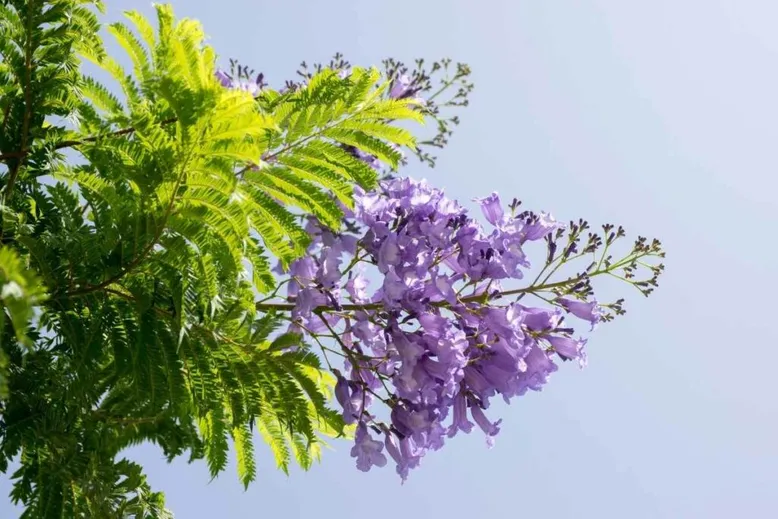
[3,1,778,517]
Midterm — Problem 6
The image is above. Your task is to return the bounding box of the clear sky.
[3,1,778,517]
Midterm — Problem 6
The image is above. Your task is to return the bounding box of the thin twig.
[255,275,590,314]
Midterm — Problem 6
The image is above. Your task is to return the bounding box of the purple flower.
[520,212,562,242]
[385,433,423,481]
[557,297,602,329]
[345,271,370,302]
[354,148,382,170]
[291,286,326,318]
[384,431,404,470]
[334,370,366,424]
[389,74,413,99]
[425,421,447,451]
[474,192,504,226]
[377,234,401,273]
[547,335,587,366]
[423,270,458,304]
[417,312,448,338]
[352,319,389,356]
[390,328,426,367]
[353,189,385,224]
[463,366,497,402]
[286,257,316,297]
[394,362,434,402]
[215,69,231,87]
[509,345,559,397]
[351,423,387,472]
[317,247,343,289]
[448,391,474,437]
[391,404,436,438]
[421,357,462,399]
[520,305,563,332]
[234,79,259,95]
[469,402,502,448]
[381,267,407,304]
[482,304,524,340]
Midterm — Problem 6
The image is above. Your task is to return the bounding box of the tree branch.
[255,274,593,314]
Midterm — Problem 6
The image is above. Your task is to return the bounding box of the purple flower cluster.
[215,60,663,480]
[279,177,602,480]
[216,69,267,95]
[389,73,425,103]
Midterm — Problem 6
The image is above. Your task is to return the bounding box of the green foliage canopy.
[0,2,432,516]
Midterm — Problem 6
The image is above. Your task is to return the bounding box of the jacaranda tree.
[0,2,665,517]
